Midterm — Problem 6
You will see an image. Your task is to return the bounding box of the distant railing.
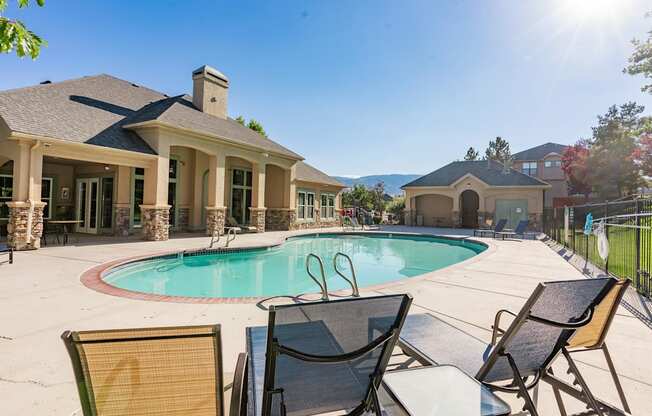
[543,197,652,299]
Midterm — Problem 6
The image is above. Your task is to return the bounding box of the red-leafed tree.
[633,133,652,177]
[562,140,592,199]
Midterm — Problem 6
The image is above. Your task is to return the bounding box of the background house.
[511,142,568,207]
[0,65,345,250]
[402,160,550,230]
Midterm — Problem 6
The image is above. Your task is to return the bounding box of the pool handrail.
[306,253,329,301]
[333,252,360,297]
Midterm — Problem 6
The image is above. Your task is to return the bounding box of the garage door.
[495,199,528,229]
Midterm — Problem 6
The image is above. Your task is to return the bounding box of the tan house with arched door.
[0,65,345,250]
[402,160,550,230]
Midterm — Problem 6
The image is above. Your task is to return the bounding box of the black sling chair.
[261,294,412,416]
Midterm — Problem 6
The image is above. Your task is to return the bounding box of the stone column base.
[249,207,266,233]
[140,205,170,241]
[7,201,46,250]
[266,208,295,231]
[114,205,131,237]
[206,207,226,236]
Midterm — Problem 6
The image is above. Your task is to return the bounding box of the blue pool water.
[104,233,486,299]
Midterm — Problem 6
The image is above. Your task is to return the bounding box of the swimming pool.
[102,233,486,299]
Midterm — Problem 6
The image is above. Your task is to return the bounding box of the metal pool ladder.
[209,227,237,248]
[333,252,360,297]
[306,253,329,301]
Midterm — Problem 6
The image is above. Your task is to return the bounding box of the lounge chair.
[473,218,507,238]
[549,279,632,414]
[494,219,532,240]
[245,294,412,416]
[0,243,13,264]
[393,278,621,416]
[61,324,247,416]
[227,215,257,233]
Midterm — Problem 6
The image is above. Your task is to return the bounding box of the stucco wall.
[265,164,286,209]
[414,194,454,226]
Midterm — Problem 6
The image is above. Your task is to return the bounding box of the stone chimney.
[192,65,229,119]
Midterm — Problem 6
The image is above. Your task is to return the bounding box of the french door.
[230,168,252,225]
[76,178,100,234]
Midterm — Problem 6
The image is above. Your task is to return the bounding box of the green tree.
[464,147,479,161]
[235,116,269,138]
[624,12,652,93]
[484,136,511,163]
[386,196,405,220]
[342,184,373,211]
[369,182,387,212]
[587,103,644,198]
[246,119,267,138]
[0,0,46,59]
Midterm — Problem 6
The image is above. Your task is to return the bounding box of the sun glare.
[561,0,623,22]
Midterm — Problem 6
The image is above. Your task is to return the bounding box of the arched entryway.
[460,190,479,228]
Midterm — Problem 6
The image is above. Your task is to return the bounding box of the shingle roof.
[402,160,549,188]
[512,142,567,161]
[295,161,345,187]
[0,74,302,159]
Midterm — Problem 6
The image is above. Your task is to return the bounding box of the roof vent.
[40,80,51,84]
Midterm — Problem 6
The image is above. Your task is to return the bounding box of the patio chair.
[473,218,507,238]
[548,279,632,414]
[0,243,13,264]
[246,294,412,416]
[61,324,247,416]
[494,219,531,240]
[395,278,620,416]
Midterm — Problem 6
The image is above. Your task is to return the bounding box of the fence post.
[635,198,641,290]
[604,201,609,274]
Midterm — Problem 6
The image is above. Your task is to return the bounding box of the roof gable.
[402,160,548,188]
[512,142,567,161]
[295,161,345,187]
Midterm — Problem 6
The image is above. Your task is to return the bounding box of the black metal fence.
[543,197,652,299]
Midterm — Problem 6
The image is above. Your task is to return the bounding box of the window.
[321,194,335,219]
[168,159,178,227]
[521,162,537,176]
[101,177,114,229]
[133,168,145,227]
[297,190,315,220]
[544,159,562,168]
[0,175,53,220]
[41,178,53,219]
[0,175,12,220]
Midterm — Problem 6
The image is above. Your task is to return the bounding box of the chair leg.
[505,353,539,416]
[548,367,569,416]
[9,249,13,264]
[601,344,631,413]
[561,348,605,416]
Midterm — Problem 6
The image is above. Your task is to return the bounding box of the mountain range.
[331,174,422,196]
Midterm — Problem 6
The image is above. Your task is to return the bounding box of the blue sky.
[1,0,651,177]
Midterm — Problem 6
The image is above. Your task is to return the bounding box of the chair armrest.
[491,309,517,345]
[229,352,249,416]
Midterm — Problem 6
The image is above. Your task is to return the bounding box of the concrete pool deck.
[0,226,650,415]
